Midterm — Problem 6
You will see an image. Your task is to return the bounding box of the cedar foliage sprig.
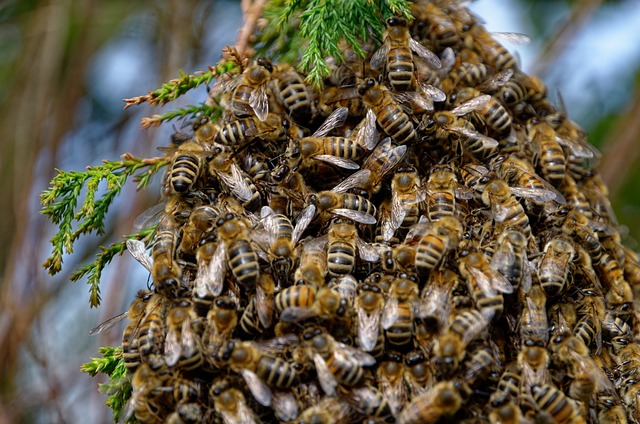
[81,347,133,423]
[256,0,412,88]
[40,154,167,294]
[140,103,222,129]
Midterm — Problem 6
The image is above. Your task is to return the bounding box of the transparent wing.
[312,107,349,137]
[381,295,399,330]
[356,109,379,151]
[410,37,441,68]
[241,369,272,407]
[370,41,390,70]
[446,126,499,149]
[89,311,128,335]
[249,83,269,121]
[475,68,514,92]
[331,169,371,193]
[468,263,514,294]
[492,31,532,45]
[127,239,153,272]
[165,325,182,367]
[330,208,377,225]
[357,239,381,262]
[180,316,198,358]
[420,82,446,102]
[203,242,226,297]
[133,203,166,230]
[312,154,360,170]
[272,391,299,422]
[357,305,381,352]
[292,204,316,244]
[335,341,376,366]
[451,95,491,116]
[314,353,338,396]
[509,186,557,203]
[256,282,274,329]
[279,306,318,323]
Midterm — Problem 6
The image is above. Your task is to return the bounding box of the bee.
[538,237,575,297]
[294,397,354,424]
[208,148,261,211]
[377,352,406,415]
[562,175,593,219]
[404,349,435,398]
[493,155,564,204]
[323,218,380,277]
[161,139,208,195]
[202,296,238,369]
[497,72,547,105]
[481,178,532,240]
[219,337,299,407]
[126,363,170,423]
[396,381,463,424]
[301,326,376,396]
[518,338,550,392]
[355,282,385,356]
[459,251,514,317]
[313,189,377,225]
[519,285,548,343]
[284,107,364,174]
[370,16,441,92]
[317,85,367,119]
[275,283,316,314]
[468,24,520,71]
[596,393,627,424]
[561,209,603,265]
[381,165,426,240]
[293,237,329,287]
[599,252,627,299]
[433,308,490,374]
[209,379,260,424]
[338,384,393,421]
[151,215,183,297]
[381,273,423,348]
[177,204,218,258]
[279,286,345,323]
[441,62,493,93]
[489,367,527,424]
[425,165,472,221]
[255,204,315,286]
[530,384,585,424]
[165,299,203,371]
[419,268,458,332]
[411,1,460,52]
[272,63,315,124]
[358,77,418,145]
[405,216,463,279]
[526,118,567,188]
[450,87,512,135]
[489,230,532,293]
[138,294,169,370]
[457,162,492,196]
[122,291,154,373]
[214,113,286,146]
[214,57,273,121]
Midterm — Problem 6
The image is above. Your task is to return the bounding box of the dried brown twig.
[236,0,268,57]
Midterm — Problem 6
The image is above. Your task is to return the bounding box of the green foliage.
[40,155,167,306]
[140,103,222,129]
[257,0,412,88]
[82,346,134,423]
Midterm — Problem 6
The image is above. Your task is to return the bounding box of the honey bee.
[467,25,522,71]
[177,204,218,258]
[489,367,527,424]
[293,237,329,287]
[208,148,262,211]
[596,393,627,424]
[160,139,208,195]
[279,286,345,323]
[561,209,603,265]
[165,299,203,371]
[404,216,463,279]
[381,165,426,240]
[481,178,532,240]
[371,16,442,92]
[441,62,493,93]
[526,118,567,188]
[411,1,460,52]
[377,352,406,416]
[313,189,377,225]
[255,204,315,285]
[149,215,183,297]
[358,77,418,145]
[457,162,492,196]
[459,251,513,317]
[381,273,423,348]
[530,384,586,424]
[221,338,300,404]
[519,285,548,343]
[497,72,546,105]
[301,326,376,396]
[450,87,513,135]
[214,113,286,146]
[489,230,532,293]
[138,294,169,370]
[396,381,463,424]
[355,282,385,355]
[214,57,273,121]
[125,362,170,423]
[324,218,380,277]
[599,252,627,299]
[272,63,315,124]
[294,396,354,424]
[562,175,593,219]
[420,268,458,332]
[338,384,393,421]
[202,296,238,368]
[493,155,564,204]
[209,379,260,424]
[433,308,490,374]
[538,237,575,297]
[425,165,472,221]
[122,291,154,373]
[404,349,435,398]
[518,338,550,392]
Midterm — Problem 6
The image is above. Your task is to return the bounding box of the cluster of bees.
[93,0,640,423]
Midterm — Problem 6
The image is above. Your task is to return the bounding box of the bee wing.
[470,263,514,294]
[555,135,598,159]
[133,202,166,230]
[180,315,198,358]
[395,90,434,112]
[570,351,615,393]
[356,109,379,151]
[356,238,381,262]
[454,185,474,200]
[420,284,451,330]
[489,239,516,272]
[249,83,269,121]
[446,126,499,149]
[509,186,557,203]
[313,353,338,396]
[410,37,441,68]
[256,283,274,329]
[126,239,153,273]
[357,305,382,352]
[221,398,258,424]
[241,369,272,407]
[521,357,547,388]
[370,41,390,70]
[335,341,376,366]
[381,295,399,330]
[380,372,405,416]
[312,154,360,170]
[259,206,279,241]
[205,242,227,297]
[451,95,491,116]
[279,306,318,323]
[521,260,533,294]
[292,204,316,244]
[227,163,256,203]
[419,81,446,103]
[389,193,406,240]
[363,139,407,184]
[492,31,532,45]
[463,312,492,345]
[271,391,299,422]
[340,385,387,417]
[89,311,128,335]
[331,209,377,225]
[312,107,349,137]
[439,47,455,75]
[475,68,514,92]
[165,325,182,367]
[209,76,241,99]
[331,169,371,193]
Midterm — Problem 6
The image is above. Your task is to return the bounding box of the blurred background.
[0,0,639,422]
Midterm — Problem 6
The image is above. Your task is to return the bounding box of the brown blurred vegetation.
[0,0,638,422]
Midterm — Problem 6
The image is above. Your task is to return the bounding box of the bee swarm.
[116,1,640,423]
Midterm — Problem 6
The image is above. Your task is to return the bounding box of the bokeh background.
[0,0,639,422]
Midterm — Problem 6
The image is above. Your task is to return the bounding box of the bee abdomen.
[171,155,201,193]
[227,239,259,289]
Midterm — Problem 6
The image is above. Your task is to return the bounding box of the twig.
[531,0,603,77]
[236,0,268,57]
[598,85,640,200]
